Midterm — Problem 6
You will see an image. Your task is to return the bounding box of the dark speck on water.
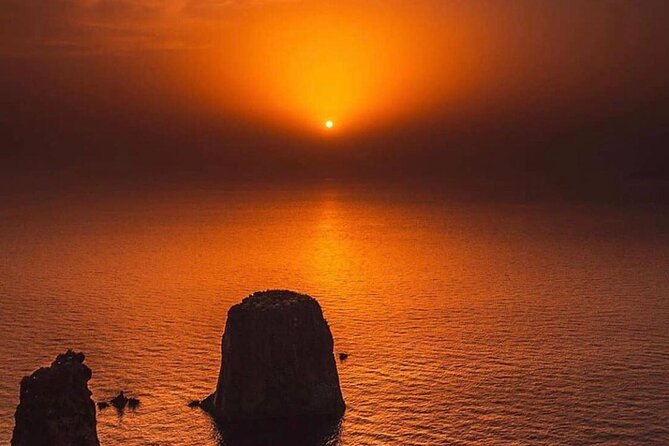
[127,398,140,410]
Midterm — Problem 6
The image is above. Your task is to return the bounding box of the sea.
[0,183,667,445]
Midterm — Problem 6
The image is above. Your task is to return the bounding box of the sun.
[324,120,334,129]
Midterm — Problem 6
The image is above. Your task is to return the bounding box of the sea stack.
[210,290,345,422]
[11,350,100,446]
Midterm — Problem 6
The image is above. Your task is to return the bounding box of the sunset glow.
[187,1,479,133]
[1,1,669,445]
[1,1,666,178]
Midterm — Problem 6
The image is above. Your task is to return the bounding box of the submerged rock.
[110,391,129,410]
[338,352,349,361]
[199,392,216,413]
[105,391,140,412]
[127,397,140,410]
[208,290,345,422]
[97,401,109,410]
[11,350,100,446]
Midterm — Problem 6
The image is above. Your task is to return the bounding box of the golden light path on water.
[0,186,668,445]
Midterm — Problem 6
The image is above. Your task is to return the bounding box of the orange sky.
[3,1,666,134]
[1,1,668,193]
[198,1,489,133]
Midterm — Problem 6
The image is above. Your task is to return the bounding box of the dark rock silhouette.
[97,401,109,410]
[11,350,100,446]
[101,391,140,413]
[127,397,140,410]
[200,392,216,413]
[110,391,129,410]
[207,290,345,423]
[215,415,343,446]
[188,399,201,408]
[338,353,349,361]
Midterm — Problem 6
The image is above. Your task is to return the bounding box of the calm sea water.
[0,185,667,445]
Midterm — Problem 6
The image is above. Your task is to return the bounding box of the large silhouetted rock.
[11,350,100,446]
[210,290,345,422]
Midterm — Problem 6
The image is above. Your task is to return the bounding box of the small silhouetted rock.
[188,400,201,408]
[208,290,345,422]
[97,401,110,410]
[200,392,216,413]
[339,352,349,361]
[11,350,100,446]
[110,391,129,410]
[127,397,140,409]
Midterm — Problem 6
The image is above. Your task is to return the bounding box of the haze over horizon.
[2,0,668,200]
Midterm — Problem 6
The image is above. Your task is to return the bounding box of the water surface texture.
[1,186,668,445]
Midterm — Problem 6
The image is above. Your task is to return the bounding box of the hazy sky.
[1,0,668,198]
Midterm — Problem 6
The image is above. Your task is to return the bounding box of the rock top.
[210,290,345,422]
[11,350,100,446]
[236,290,315,311]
